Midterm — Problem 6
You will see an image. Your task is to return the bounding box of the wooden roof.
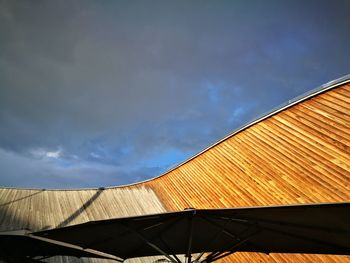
[1,75,350,262]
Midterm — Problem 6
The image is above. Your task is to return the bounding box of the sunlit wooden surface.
[141,83,350,262]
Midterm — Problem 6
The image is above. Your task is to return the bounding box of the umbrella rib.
[199,216,261,262]
[208,229,260,262]
[216,216,350,253]
[231,215,343,233]
[28,234,123,262]
[199,216,245,260]
[159,236,182,263]
[253,223,350,252]
[192,216,232,262]
[122,216,184,262]
[204,216,268,254]
[121,223,178,263]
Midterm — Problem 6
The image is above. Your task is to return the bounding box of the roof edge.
[117,73,350,188]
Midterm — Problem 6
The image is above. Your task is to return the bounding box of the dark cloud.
[0,0,350,188]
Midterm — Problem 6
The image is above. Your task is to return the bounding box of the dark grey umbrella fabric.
[32,203,350,262]
[0,230,121,262]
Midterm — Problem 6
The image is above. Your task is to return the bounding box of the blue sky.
[0,0,350,188]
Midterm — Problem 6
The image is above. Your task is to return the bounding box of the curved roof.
[127,73,350,189]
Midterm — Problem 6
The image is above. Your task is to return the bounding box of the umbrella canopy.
[0,230,122,262]
[32,202,350,262]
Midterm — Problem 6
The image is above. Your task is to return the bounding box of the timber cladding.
[0,81,349,262]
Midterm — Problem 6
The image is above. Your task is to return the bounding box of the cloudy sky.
[0,0,349,188]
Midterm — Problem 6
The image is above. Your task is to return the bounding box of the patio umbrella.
[31,202,350,263]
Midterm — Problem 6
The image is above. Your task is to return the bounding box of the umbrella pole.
[185,210,195,263]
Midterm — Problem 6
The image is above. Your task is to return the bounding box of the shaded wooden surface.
[0,187,166,263]
[0,82,350,262]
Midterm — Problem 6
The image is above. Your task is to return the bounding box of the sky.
[0,0,350,188]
